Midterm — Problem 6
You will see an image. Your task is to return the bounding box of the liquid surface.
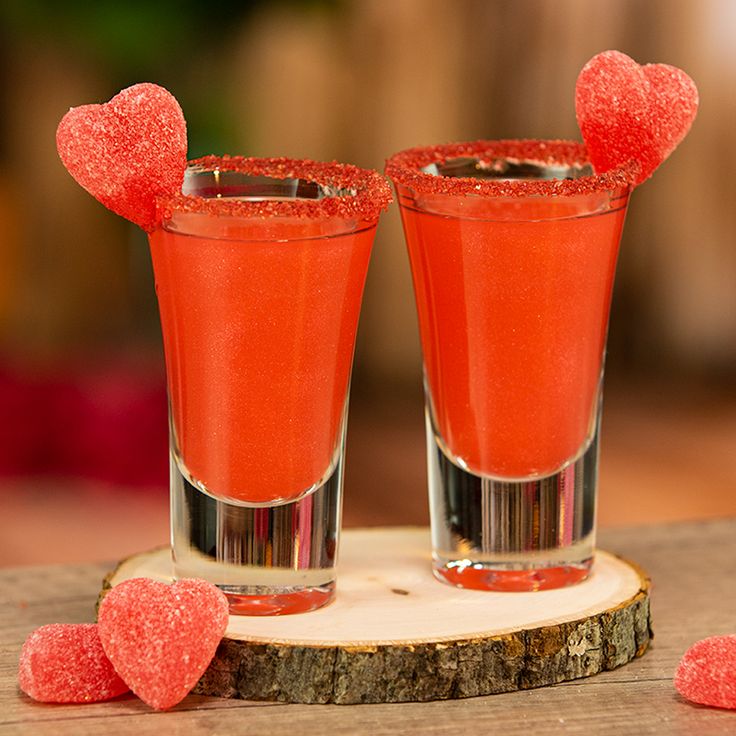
[400,192,628,478]
[149,218,374,503]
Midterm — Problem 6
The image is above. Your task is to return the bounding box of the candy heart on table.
[18,623,129,703]
[56,83,187,232]
[97,577,229,711]
[675,635,736,709]
[575,50,698,185]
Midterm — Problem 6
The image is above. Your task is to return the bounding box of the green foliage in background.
[0,0,341,156]
[3,1,251,72]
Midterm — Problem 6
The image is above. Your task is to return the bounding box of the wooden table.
[2,519,735,735]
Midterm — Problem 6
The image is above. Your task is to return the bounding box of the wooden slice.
[102,527,651,704]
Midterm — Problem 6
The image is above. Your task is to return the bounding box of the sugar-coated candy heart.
[98,577,229,710]
[675,635,736,709]
[56,83,187,231]
[575,50,698,185]
[18,623,129,703]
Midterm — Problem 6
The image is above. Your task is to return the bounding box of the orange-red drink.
[152,157,390,613]
[387,140,635,591]
[150,196,374,506]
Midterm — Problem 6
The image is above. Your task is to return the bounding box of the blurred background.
[1,0,734,566]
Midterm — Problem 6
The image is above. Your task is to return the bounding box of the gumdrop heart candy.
[98,577,229,710]
[56,83,187,232]
[575,50,698,185]
[18,623,129,703]
[675,635,736,709]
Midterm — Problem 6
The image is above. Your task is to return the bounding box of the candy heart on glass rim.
[97,577,229,711]
[575,50,698,185]
[56,83,187,232]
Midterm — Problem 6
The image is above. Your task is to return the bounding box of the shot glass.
[387,140,635,591]
[148,156,390,614]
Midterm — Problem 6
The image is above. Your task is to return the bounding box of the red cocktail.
[152,156,390,613]
[387,140,635,591]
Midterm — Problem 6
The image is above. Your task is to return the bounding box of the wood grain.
[3,519,736,734]
[102,530,651,704]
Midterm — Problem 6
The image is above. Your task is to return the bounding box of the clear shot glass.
[148,157,390,614]
[387,140,635,591]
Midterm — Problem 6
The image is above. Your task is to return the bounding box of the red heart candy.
[98,578,229,710]
[675,635,736,710]
[18,623,129,703]
[56,83,187,231]
[575,50,698,185]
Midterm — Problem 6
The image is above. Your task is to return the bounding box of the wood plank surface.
[2,519,736,734]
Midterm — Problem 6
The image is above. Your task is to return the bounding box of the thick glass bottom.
[433,559,593,592]
[427,410,598,592]
[170,450,342,615]
[222,582,335,616]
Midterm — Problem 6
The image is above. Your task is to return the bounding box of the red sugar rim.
[157,155,393,222]
[385,139,638,198]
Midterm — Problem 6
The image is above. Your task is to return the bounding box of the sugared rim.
[156,155,393,222]
[385,139,638,198]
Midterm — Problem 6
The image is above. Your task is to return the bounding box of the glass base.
[222,583,335,616]
[427,411,598,592]
[433,559,593,592]
[170,451,341,615]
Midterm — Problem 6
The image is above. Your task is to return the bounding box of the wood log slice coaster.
[102,527,651,704]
